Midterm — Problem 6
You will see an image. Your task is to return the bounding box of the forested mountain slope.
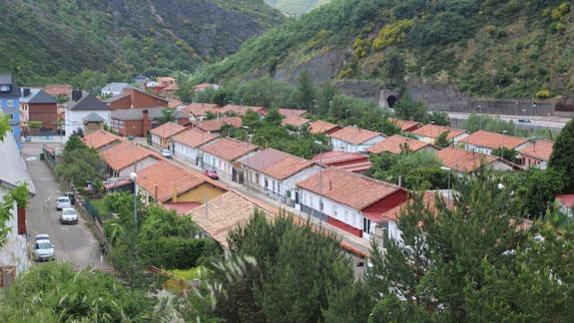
[196,0,574,98]
[0,0,283,83]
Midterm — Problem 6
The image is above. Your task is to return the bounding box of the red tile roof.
[309,120,340,135]
[389,118,421,132]
[172,128,218,148]
[181,103,221,117]
[436,147,498,173]
[201,137,258,162]
[220,104,266,116]
[265,157,315,180]
[329,126,382,145]
[377,191,448,222]
[162,202,201,215]
[43,84,72,97]
[556,194,574,208]
[297,167,403,210]
[312,150,371,173]
[136,160,210,203]
[518,140,553,161]
[168,99,183,109]
[278,108,307,118]
[99,141,160,171]
[150,122,187,139]
[193,117,242,132]
[410,124,466,141]
[83,129,121,150]
[282,115,310,127]
[460,130,528,150]
[368,135,433,155]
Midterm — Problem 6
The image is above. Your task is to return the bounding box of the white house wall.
[174,142,201,164]
[117,157,158,178]
[331,135,385,153]
[0,189,27,275]
[64,110,111,140]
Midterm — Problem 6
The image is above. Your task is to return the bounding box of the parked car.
[204,169,219,180]
[60,207,78,224]
[161,149,173,158]
[56,196,71,210]
[518,118,531,124]
[33,234,55,262]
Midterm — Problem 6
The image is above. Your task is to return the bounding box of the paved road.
[23,143,111,271]
[447,112,568,130]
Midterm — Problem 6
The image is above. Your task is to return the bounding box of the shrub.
[373,19,413,50]
[536,88,551,98]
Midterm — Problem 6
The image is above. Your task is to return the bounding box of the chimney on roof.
[72,88,82,102]
[142,110,150,136]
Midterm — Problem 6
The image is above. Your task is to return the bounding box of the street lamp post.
[440,166,452,204]
[243,126,251,190]
[129,172,138,226]
[314,140,324,227]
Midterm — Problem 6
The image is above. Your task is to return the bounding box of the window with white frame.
[7,100,13,108]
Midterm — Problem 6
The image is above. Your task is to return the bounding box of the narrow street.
[22,143,111,271]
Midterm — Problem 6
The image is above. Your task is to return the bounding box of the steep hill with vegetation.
[0,0,283,83]
[264,0,331,15]
[196,0,574,98]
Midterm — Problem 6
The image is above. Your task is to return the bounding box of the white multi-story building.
[460,130,528,156]
[0,132,35,276]
[64,93,110,140]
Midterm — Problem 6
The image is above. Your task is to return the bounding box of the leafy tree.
[393,94,428,122]
[492,147,519,163]
[368,170,530,321]
[428,111,450,126]
[0,114,10,142]
[504,168,566,218]
[368,151,448,190]
[263,108,284,127]
[434,131,450,148]
[159,108,176,124]
[382,50,406,85]
[56,136,106,190]
[298,70,316,110]
[317,82,339,115]
[549,118,574,191]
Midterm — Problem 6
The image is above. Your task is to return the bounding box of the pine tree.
[549,118,574,191]
[298,70,316,110]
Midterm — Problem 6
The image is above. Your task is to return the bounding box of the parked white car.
[60,207,78,224]
[56,196,71,210]
[34,234,55,261]
[161,149,173,158]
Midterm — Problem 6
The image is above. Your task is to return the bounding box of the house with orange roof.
[296,167,408,239]
[180,103,221,121]
[150,122,187,148]
[172,129,218,165]
[199,137,258,180]
[312,150,372,174]
[239,148,321,204]
[516,139,553,170]
[460,130,528,156]
[135,160,226,206]
[278,108,306,118]
[82,129,121,151]
[389,118,421,132]
[368,135,438,155]
[409,124,468,144]
[105,88,168,110]
[308,120,341,135]
[187,191,275,248]
[281,115,310,128]
[329,126,385,153]
[436,147,515,174]
[99,141,161,178]
[191,116,242,133]
[220,104,266,117]
[555,194,574,218]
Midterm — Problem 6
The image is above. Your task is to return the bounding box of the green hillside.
[264,0,331,15]
[0,0,283,83]
[196,0,574,98]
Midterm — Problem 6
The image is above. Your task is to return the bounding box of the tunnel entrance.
[387,95,398,108]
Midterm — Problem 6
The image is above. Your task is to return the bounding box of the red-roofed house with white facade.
[296,167,407,239]
[329,126,386,153]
